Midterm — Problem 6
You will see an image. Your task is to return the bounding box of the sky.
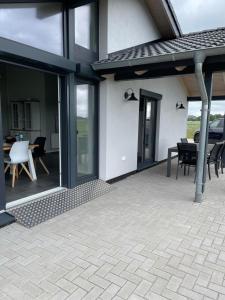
[170,0,225,116]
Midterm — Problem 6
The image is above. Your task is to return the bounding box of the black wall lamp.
[176,101,185,110]
[124,88,138,101]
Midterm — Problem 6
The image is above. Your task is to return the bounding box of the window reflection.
[76,84,95,177]
[0,3,63,55]
[74,3,97,51]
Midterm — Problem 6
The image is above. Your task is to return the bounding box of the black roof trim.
[165,0,182,37]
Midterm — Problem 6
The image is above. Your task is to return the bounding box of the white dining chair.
[4,141,33,188]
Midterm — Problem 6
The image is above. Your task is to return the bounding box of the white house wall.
[99,0,161,57]
[99,76,188,181]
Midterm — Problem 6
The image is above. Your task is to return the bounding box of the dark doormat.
[0,212,16,228]
[9,180,112,228]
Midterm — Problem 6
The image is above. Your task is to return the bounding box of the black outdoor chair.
[181,138,188,143]
[207,142,224,180]
[221,142,225,174]
[176,143,197,180]
[33,137,50,175]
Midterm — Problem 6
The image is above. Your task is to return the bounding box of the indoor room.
[0,62,60,203]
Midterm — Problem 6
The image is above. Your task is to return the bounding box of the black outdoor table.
[167,146,178,177]
[166,144,214,177]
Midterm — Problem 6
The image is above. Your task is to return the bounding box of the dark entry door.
[138,95,157,169]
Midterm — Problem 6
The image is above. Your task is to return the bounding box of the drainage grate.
[9,180,112,228]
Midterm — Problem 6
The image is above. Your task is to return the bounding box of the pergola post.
[202,72,213,193]
[223,113,225,140]
[194,54,209,203]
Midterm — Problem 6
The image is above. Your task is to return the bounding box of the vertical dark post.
[202,71,213,193]
[60,74,77,189]
[222,113,225,170]
[223,113,225,140]
[68,73,77,188]
[0,100,6,210]
[60,5,77,188]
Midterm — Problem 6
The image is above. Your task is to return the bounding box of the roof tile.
[94,27,225,68]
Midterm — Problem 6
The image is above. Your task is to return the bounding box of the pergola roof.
[93,27,225,71]
[182,72,225,98]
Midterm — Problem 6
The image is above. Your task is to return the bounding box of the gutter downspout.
[194,53,209,202]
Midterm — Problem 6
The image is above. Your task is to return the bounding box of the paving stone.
[134,280,152,297]
[81,265,99,279]
[145,291,168,300]
[179,287,204,300]
[117,281,137,299]
[105,273,127,287]
[181,274,197,289]
[110,261,127,276]
[167,276,182,292]
[151,277,168,294]
[96,263,114,278]
[209,283,225,294]
[82,286,104,300]
[100,283,121,300]
[128,295,145,300]
[64,266,84,281]
[49,290,69,300]
[211,271,224,285]
[196,272,211,287]
[89,274,111,289]
[56,278,78,293]
[135,269,156,283]
[120,271,142,285]
[1,162,225,300]
[193,284,218,299]
[66,287,87,300]
[72,277,94,292]
[162,288,188,300]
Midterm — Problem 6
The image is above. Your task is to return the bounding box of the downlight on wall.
[134,70,148,76]
[175,66,187,72]
[123,88,138,101]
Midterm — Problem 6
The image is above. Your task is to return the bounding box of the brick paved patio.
[0,161,225,300]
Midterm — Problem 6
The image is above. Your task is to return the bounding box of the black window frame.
[0,0,100,210]
[74,1,99,59]
[0,1,67,58]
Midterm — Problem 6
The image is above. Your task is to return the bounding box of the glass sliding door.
[0,62,61,204]
[76,83,97,181]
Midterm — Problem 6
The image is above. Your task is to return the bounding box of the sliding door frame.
[137,89,162,170]
[0,60,74,208]
[75,78,99,185]
[0,99,6,210]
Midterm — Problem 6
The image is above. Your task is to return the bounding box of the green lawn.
[187,120,200,139]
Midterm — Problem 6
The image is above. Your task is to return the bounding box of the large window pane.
[74,3,97,51]
[76,84,95,177]
[0,3,63,55]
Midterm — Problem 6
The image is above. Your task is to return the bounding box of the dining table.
[166,143,214,177]
[3,143,39,181]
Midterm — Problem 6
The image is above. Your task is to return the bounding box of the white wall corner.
[107,0,161,53]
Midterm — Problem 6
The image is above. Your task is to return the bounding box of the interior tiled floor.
[5,152,59,203]
[0,161,225,299]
